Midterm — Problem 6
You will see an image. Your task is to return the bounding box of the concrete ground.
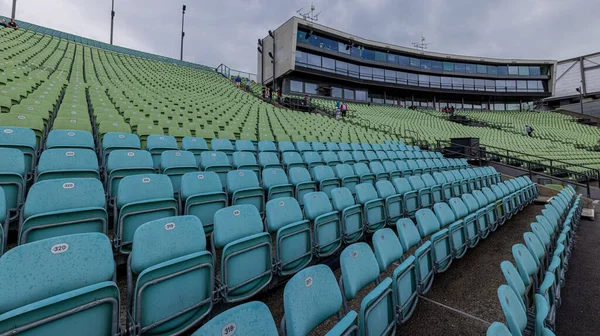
[555,203,600,335]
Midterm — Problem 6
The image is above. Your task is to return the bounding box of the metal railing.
[435,139,593,197]
[215,64,257,82]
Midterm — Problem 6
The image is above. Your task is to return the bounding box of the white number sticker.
[197,174,204,180]
[305,276,313,287]
[51,243,69,254]
[3,129,13,134]
[28,107,34,111]
[159,136,165,140]
[70,120,77,123]
[233,210,240,216]
[119,134,125,139]
[222,322,236,336]
[17,115,25,120]
[127,152,135,157]
[66,151,75,157]
[175,152,181,156]
[68,132,75,136]
[63,182,75,189]
[165,222,176,230]
[142,177,151,183]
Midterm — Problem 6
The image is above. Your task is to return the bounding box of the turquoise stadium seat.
[282,265,358,335]
[115,174,178,254]
[415,208,453,273]
[181,137,208,165]
[193,301,278,336]
[0,126,37,175]
[226,170,264,215]
[334,163,359,194]
[146,135,178,169]
[199,151,231,186]
[180,171,227,235]
[372,228,418,323]
[376,179,403,223]
[0,189,6,256]
[0,233,119,335]
[310,165,340,198]
[128,216,213,335]
[159,150,197,194]
[355,183,386,232]
[106,149,155,202]
[331,187,363,244]
[0,147,25,221]
[101,132,141,165]
[232,152,260,178]
[265,197,312,276]
[19,178,107,244]
[288,167,316,206]
[303,191,341,257]
[282,151,305,171]
[258,152,282,170]
[262,168,294,201]
[211,205,272,303]
[339,243,395,335]
[45,129,95,150]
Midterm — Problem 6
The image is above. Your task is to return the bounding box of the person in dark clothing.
[8,19,17,29]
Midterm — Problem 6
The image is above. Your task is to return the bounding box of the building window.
[290,80,303,93]
[375,51,387,62]
[338,42,351,55]
[359,66,373,80]
[487,66,497,75]
[463,78,474,90]
[387,53,397,64]
[529,66,541,76]
[430,76,441,88]
[508,66,519,75]
[497,66,508,75]
[517,80,527,92]
[398,56,409,66]
[506,80,517,92]
[344,88,355,100]
[474,79,485,91]
[496,80,506,92]
[452,77,463,89]
[476,64,487,74]
[432,61,443,71]
[418,74,429,87]
[494,103,506,111]
[385,69,396,83]
[307,54,321,69]
[305,83,317,94]
[465,64,476,73]
[295,51,307,65]
[336,60,348,76]
[420,59,432,70]
[397,71,408,85]
[322,57,335,72]
[332,87,343,98]
[441,77,452,89]
[407,73,418,86]
[443,62,454,71]
[373,68,384,82]
[348,63,359,78]
[454,63,466,73]
[356,90,368,101]
[518,66,530,76]
[409,57,420,67]
[485,80,495,92]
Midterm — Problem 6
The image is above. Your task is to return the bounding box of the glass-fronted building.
[258,17,555,111]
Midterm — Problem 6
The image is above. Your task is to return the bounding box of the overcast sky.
[2,0,599,74]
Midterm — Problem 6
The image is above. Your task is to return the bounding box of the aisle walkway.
[555,205,600,335]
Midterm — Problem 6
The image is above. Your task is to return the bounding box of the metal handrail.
[435,139,592,197]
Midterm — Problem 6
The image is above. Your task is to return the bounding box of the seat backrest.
[512,244,538,285]
[180,171,223,199]
[497,285,527,335]
[395,160,408,171]
[266,197,304,233]
[330,187,355,212]
[407,160,419,170]
[491,185,505,198]
[337,151,353,163]
[396,218,421,251]
[325,142,340,152]
[407,175,425,189]
[442,171,456,183]
[472,190,489,208]
[311,142,326,152]
[213,205,263,249]
[415,208,441,237]
[372,228,404,272]
[278,141,295,152]
[235,140,256,152]
[0,147,26,175]
[282,151,303,165]
[0,232,114,313]
[376,180,396,199]
[339,143,351,151]
[392,177,413,194]
[303,192,334,221]
[146,135,177,150]
[182,137,208,151]
[364,151,378,162]
[420,173,437,188]
[461,193,480,213]
[289,167,313,185]
[46,129,94,149]
[283,265,343,336]
[258,140,277,152]
[448,197,469,219]
[302,151,323,165]
[131,216,206,274]
[433,172,447,184]
[334,164,355,178]
[258,152,280,167]
[500,261,526,307]
[116,174,174,208]
[432,202,457,227]
[383,161,397,173]
[200,151,230,168]
[524,232,545,266]
[311,165,335,182]
[226,170,259,194]
[232,151,258,167]
[106,149,153,172]
[353,162,371,175]
[369,161,385,174]
[482,187,497,203]
[352,151,367,162]
[262,168,289,189]
[355,183,379,204]
[321,151,339,164]
[24,178,106,218]
[296,141,312,152]
[194,301,278,336]
[211,138,234,151]
[530,222,550,246]
[340,243,380,300]
[160,150,196,168]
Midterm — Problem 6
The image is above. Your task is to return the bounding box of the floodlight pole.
[110,0,115,45]
[180,5,186,61]
[579,85,584,115]
[11,0,17,19]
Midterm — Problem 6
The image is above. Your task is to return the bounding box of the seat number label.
[222,322,236,336]
[165,222,176,230]
[51,243,69,254]
[63,182,75,189]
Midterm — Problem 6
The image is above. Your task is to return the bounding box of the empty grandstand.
[0,10,596,336]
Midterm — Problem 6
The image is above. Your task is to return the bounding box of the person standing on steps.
[234,75,242,88]
[245,79,251,92]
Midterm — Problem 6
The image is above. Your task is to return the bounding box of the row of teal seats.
[489,185,581,336]
[199,174,539,335]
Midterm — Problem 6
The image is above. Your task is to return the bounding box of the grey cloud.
[5,0,600,74]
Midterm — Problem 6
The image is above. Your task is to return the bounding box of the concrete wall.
[560,100,600,118]
[258,17,296,86]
